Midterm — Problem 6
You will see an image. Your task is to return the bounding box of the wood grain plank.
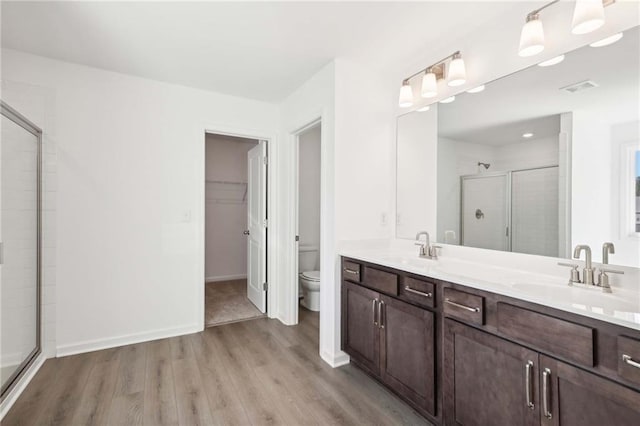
[114,343,147,395]
[143,339,178,426]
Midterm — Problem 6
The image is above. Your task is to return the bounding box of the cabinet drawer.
[362,266,398,296]
[497,303,594,367]
[443,288,484,325]
[342,260,361,282]
[618,336,640,386]
[400,277,435,309]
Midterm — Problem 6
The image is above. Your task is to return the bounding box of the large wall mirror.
[396,25,640,268]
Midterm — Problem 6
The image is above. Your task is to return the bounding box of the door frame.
[291,118,322,323]
[0,101,42,401]
[201,127,274,326]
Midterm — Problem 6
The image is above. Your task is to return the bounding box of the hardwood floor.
[3,308,429,425]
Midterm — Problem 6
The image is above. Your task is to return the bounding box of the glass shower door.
[461,173,510,251]
[1,102,41,398]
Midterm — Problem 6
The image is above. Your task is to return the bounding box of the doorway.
[294,121,321,325]
[204,132,267,327]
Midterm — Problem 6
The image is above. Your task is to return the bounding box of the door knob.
[243,230,250,235]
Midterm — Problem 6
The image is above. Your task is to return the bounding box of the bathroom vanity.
[340,254,640,426]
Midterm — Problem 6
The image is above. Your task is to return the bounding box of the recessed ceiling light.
[467,85,485,94]
[522,132,534,138]
[590,32,623,47]
[538,55,565,67]
[440,96,456,104]
[417,106,430,112]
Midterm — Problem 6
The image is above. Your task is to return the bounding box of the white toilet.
[298,245,320,311]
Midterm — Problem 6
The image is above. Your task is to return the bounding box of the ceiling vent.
[560,80,599,93]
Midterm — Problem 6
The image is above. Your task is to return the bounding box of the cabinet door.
[540,355,640,426]
[380,295,436,416]
[342,281,380,375]
[444,319,540,426]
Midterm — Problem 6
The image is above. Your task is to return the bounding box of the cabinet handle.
[379,300,385,329]
[444,298,480,313]
[542,368,552,419]
[622,354,640,369]
[343,268,359,276]
[372,299,378,326]
[405,286,433,298]
[525,361,534,409]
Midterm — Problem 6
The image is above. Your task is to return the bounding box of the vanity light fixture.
[440,96,456,104]
[519,12,546,57]
[467,85,485,94]
[538,55,565,67]
[417,106,431,112]
[522,132,534,138]
[398,51,466,107]
[518,0,615,57]
[572,0,606,35]
[399,80,414,108]
[590,32,623,47]
[447,53,467,87]
[421,70,438,98]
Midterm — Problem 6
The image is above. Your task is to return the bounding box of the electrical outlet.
[381,213,387,226]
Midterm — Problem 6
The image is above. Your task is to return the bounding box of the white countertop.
[340,244,640,331]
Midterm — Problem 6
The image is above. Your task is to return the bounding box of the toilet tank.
[298,245,319,272]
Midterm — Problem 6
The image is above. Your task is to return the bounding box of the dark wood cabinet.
[342,281,380,375]
[341,262,436,419]
[540,355,640,426]
[341,256,640,426]
[444,319,540,426]
[380,295,435,415]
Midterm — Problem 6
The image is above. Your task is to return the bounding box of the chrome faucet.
[602,242,615,265]
[573,245,594,285]
[415,231,430,257]
[415,231,441,260]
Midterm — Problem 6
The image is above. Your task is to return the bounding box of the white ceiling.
[438,25,640,145]
[0,1,510,102]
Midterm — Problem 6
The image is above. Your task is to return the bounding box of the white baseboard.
[320,349,350,368]
[0,353,45,421]
[205,274,247,283]
[56,323,200,357]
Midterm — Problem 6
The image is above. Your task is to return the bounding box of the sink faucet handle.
[597,268,624,293]
[429,245,442,260]
[558,262,581,286]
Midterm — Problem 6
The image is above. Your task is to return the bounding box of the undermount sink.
[377,254,436,269]
[509,282,639,315]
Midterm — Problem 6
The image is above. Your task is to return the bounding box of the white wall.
[298,125,321,258]
[205,134,256,281]
[1,48,278,355]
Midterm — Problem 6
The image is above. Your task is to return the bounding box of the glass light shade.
[572,0,605,35]
[447,56,466,87]
[399,83,413,108]
[590,32,623,47]
[421,72,438,98]
[519,17,545,57]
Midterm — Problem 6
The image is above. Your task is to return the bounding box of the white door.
[246,141,267,312]
[461,173,510,251]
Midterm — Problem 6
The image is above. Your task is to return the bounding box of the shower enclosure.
[461,166,559,257]
[0,101,41,399]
